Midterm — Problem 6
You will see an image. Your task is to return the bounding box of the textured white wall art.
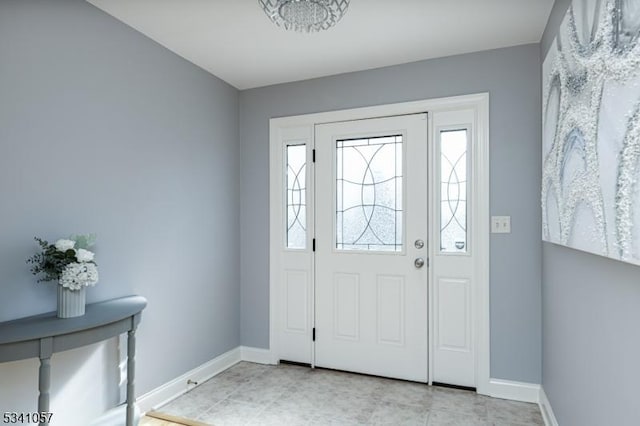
[542,0,640,263]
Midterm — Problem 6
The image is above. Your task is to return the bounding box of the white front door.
[314,114,429,382]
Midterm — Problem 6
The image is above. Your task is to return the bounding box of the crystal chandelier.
[258,0,350,33]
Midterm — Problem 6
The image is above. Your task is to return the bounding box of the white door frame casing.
[268,93,492,394]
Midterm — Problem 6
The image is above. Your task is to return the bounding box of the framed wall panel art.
[542,0,640,264]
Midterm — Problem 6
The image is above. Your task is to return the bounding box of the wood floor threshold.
[144,411,211,426]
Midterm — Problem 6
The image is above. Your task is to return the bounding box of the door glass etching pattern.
[440,129,468,253]
[336,135,403,252]
[287,144,306,249]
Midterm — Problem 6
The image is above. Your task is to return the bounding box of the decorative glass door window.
[286,144,307,249]
[335,135,403,251]
[439,129,468,253]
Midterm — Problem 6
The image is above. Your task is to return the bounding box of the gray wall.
[541,1,640,424]
[239,44,543,383]
[0,0,240,414]
[542,245,640,425]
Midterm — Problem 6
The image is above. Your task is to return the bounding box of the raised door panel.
[285,270,308,334]
[333,273,360,341]
[376,275,405,346]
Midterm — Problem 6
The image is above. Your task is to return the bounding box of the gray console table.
[0,296,147,426]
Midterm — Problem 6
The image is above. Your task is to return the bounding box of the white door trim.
[269,93,491,393]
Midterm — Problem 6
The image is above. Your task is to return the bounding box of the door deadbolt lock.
[414,239,425,249]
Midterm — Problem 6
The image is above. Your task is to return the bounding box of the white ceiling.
[87,0,554,90]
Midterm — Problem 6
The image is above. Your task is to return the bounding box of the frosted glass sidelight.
[440,130,468,253]
[287,144,306,249]
[336,135,403,251]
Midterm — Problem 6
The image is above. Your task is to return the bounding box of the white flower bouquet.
[27,234,99,291]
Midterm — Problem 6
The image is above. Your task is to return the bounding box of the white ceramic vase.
[57,286,86,318]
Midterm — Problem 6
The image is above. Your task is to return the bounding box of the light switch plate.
[491,216,511,233]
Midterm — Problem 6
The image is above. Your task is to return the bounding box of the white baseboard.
[137,347,241,414]
[240,346,274,364]
[539,387,559,426]
[483,378,541,403]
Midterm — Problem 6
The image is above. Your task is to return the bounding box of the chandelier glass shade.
[258,0,350,33]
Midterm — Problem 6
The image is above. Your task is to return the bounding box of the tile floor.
[159,362,544,426]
